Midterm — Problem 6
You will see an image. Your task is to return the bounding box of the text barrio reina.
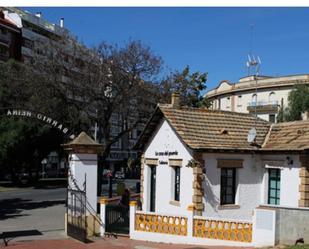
[7,109,69,135]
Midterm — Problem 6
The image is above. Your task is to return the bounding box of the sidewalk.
[1,236,253,249]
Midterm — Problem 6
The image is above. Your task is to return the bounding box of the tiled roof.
[262,120,309,151]
[136,105,271,151]
[67,131,99,146]
[159,105,270,151]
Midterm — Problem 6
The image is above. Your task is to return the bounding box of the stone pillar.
[63,132,103,213]
[192,152,205,216]
[299,153,309,207]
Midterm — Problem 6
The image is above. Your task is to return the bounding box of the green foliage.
[159,66,209,108]
[0,60,66,182]
[277,84,309,122]
[0,117,64,183]
[286,245,309,249]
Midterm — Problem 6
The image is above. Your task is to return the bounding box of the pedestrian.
[119,188,130,207]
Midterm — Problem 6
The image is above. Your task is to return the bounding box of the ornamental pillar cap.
[62,131,103,154]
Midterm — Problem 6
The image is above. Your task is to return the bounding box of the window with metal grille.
[174,167,180,201]
[220,168,236,205]
[268,168,280,205]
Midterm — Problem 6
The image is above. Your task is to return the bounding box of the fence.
[135,212,187,236]
[193,216,252,242]
[129,204,279,247]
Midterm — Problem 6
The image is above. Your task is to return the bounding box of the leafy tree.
[277,84,309,122]
[159,66,209,108]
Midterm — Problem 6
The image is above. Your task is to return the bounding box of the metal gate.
[105,205,130,235]
[67,188,87,242]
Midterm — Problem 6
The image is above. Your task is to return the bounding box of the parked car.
[114,171,125,179]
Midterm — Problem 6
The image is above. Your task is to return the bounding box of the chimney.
[171,92,181,109]
[60,17,64,28]
[35,12,42,18]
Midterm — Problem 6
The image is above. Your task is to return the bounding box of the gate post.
[99,198,108,236]
[129,201,138,238]
[63,132,103,237]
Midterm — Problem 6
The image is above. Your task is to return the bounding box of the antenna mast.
[246,55,261,129]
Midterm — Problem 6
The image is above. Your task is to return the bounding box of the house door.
[150,166,156,212]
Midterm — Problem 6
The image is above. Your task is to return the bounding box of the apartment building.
[205,74,309,122]
[3,7,66,63]
[0,10,21,62]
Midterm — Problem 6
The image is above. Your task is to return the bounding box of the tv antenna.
[246,24,262,146]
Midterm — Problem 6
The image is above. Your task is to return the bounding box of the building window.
[269,114,276,123]
[110,139,121,149]
[268,168,280,205]
[220,168,236,205]
[22,38,34,49]
[226,97,230,108]
[173,167,181,201]
[252,94,257,105]
[237,95,242,107]
[269,92,275,104]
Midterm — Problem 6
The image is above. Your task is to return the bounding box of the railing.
[193,217,252,242]
[247,100,278,107]
[135,212,187,236]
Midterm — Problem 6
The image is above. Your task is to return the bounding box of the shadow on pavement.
[0,229,42,246]
[0,198,65,220]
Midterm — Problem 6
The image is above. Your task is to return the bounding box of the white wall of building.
[143,119,194,216]
[217,88,290,121]
[202,153,264,221]
[260,154,301,207]
[142,119,302,222]
[201,153,301,221]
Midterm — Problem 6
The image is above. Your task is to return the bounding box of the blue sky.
[23,7,309,92]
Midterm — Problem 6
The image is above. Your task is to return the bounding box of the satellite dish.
[247,128,257,143]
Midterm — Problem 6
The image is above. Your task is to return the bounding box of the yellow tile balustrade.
[193,218,252,242]
[135,213,187,236]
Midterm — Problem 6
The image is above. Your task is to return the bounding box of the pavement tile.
[0,237,253,249]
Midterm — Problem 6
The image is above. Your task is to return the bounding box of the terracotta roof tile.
[262,120,309,151]
[137,105,309,152]
[159,106,270,151]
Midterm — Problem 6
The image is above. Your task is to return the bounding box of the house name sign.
[155,150,178,156]
[6,109,75,139]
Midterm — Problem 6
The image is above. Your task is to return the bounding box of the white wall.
[69,153,98,214]
[202,153,263,221]
[260,154,300,207]
[202,153,301,221]
[143,119,194,216]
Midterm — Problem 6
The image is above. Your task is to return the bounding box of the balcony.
[247,100,279,113]
[0,33,10,45]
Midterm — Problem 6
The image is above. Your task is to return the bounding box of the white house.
[128,93,309,247]
[205,74,309,122]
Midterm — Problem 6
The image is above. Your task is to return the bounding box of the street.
[0,187,67,241]
[0,179,139,243]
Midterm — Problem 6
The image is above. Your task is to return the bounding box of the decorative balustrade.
[135,212,187,236]
[193,217,252,242]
